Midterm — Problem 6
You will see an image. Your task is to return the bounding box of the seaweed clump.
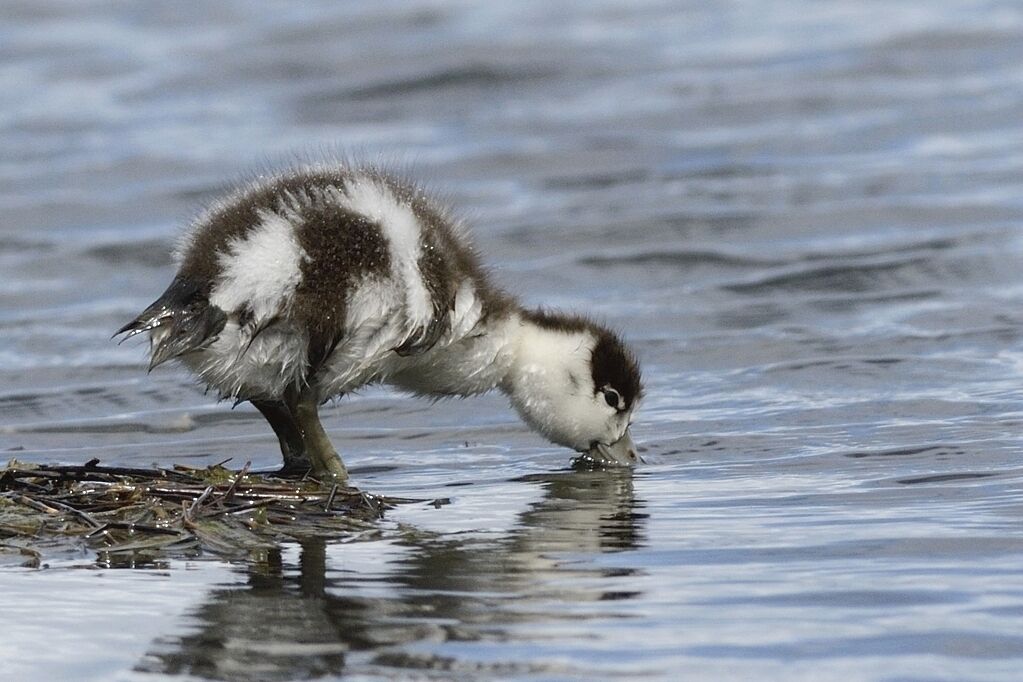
[0,458,421,568]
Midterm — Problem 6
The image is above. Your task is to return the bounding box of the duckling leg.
[251,399,312,475]
[286,389,350,483]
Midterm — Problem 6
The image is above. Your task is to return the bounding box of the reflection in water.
[137,470,645,680]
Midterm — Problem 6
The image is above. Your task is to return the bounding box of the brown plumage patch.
[291,201,391,373]
[520,308,594,335]
[177,167,357,290]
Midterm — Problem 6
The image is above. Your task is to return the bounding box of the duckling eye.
[603,388,620,408]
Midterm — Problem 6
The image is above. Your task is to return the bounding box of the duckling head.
[505,310,642,466]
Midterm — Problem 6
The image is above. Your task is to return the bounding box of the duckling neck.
[388,309,581,400]
[499,313,592,407]
[387,310,524,397]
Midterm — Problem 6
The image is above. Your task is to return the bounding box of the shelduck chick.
[117,164,642,481]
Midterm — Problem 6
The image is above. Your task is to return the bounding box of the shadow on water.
[136,468,645,680]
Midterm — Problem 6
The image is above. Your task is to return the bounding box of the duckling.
[117,163,642,481]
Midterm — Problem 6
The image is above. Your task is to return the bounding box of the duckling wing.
[287,177,458,376]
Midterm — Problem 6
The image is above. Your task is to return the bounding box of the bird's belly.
[178,321,309,400]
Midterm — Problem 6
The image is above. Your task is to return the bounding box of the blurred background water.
[3,1,1023,680]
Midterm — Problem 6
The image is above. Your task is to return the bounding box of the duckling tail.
[115,276,227,371]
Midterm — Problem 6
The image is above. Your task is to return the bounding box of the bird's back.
[122,165,508,401]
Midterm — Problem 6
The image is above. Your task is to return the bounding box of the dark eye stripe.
[590,330,642,408]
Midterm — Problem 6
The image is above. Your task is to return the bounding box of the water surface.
[3,1,1023,680]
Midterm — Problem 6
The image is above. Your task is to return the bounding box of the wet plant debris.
[0,458,421,568]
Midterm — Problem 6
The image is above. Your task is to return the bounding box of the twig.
[357,491,381,516]
[200,499,277,520]
[183,486,215,526]
[221,461,251,505]
[87,522,181,538]
[7,494,60,516]
[324,483,338,511]
[146,487,203,500]
[33,464,200,482]
[32,497,102,528]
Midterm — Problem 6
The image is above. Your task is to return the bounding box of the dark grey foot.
[252,395,349,483]
[252,399,311,477]
[276,456,312,478]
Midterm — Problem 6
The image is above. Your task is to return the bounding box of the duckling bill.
[117,163,642,481]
